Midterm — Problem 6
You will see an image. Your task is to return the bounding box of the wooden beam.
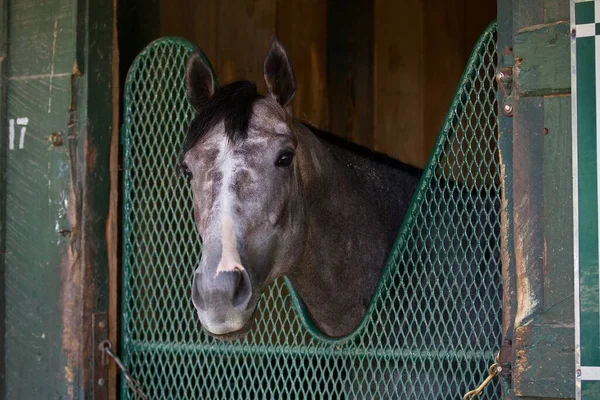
[276,0,328,129]
[423,0,467,163]
[373,0,425,168]
[326,0,373,148]
[160,0,218,65]
[216,0,276,93]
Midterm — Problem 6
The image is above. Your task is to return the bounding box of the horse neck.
[287,124,395,337]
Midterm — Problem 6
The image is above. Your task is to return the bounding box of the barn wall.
[158,0,496,168]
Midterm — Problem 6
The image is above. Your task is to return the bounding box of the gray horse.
[180,37,421,339]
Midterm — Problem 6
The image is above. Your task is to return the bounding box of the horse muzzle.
[192,267,256,336]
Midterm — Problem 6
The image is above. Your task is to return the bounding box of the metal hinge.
[93,312,109,400]
[497,47,514,117]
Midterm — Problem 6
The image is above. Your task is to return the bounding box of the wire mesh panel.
[122,24,502,399]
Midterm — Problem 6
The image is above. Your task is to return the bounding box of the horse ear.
[186,50,216,113]
[264,36,296,111]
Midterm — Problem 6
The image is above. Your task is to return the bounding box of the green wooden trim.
[514,22,571,96]
[576,35,600,368]
[0,0,7,395]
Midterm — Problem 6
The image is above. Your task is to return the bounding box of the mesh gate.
[122,22,502,399]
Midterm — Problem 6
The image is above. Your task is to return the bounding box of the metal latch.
[93,312,149,400]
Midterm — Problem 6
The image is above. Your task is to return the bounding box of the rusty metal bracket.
[497,66,514,117]
[497,339,512,378]
[93,312,109,400]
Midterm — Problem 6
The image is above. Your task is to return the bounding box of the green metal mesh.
[122,23,502,399]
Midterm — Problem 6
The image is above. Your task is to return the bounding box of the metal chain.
[99,340,150,400]
[462,362,500,399]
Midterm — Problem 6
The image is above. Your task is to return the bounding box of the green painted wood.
[543,96,574,324]
[514,22,571,96]
[514,324,575,397]
[4,0,76,396]
[507,1,576,398]
[0,0,7,395]
[513,0,544,32]
[577,34,600,368]
[512,96,575,398]
[3,0,115,398]
[544,0,570,23]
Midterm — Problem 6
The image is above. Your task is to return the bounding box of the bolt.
[98,321,106,329]
[496,365,503,373]
[48,132,63,146]
[503,103,514,115]
[98,378,105,386]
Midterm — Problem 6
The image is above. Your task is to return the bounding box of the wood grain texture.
[373,0,425,168]
[326,0,373,148]
[544,0,570,23]
[423,0,467,158]
[514,323,575,398]
[217,0,276,93]
[160,0,218,65]
[0,0,7,395]
[542,96,574,323]
[4,1,76,397]
[514,22,570,96]
[108,0,119,398]
[276,0,328,129]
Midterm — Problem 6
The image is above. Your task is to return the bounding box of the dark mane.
[302,123,423,178]
[179,80,263,165]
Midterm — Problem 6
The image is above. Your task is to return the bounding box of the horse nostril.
[192,272,207,311]
[231,269,252,309]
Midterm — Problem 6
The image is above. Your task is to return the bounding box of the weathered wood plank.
[513,0,544,32]
[8,0,75,78]
[326,0,373,148]
[512,96,545,328]
[217,0,276,94]
[0,0,7,395]
[544,0,570,24]
[514,22,570,96]
[513,96,575,398]
[4,2,77,397]
[77,0,115,396]
[5,75,72,399]
[373,0,424,167]
[542,96,574,323]
[513,324,575,397]
[276,0,328,129]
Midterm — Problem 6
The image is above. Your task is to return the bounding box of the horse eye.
[180,164,192,180]
[276,151,294,167]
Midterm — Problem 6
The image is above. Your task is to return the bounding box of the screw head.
[503,103,514,115]
[98,321,106,329]
[48,132,63,146]
[98,378,105,386]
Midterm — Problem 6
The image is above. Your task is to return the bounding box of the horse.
[180,36,422,339]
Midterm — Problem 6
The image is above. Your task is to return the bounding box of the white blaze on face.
[215,140,245,276]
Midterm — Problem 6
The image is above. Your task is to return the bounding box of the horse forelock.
[179,81,264,167]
